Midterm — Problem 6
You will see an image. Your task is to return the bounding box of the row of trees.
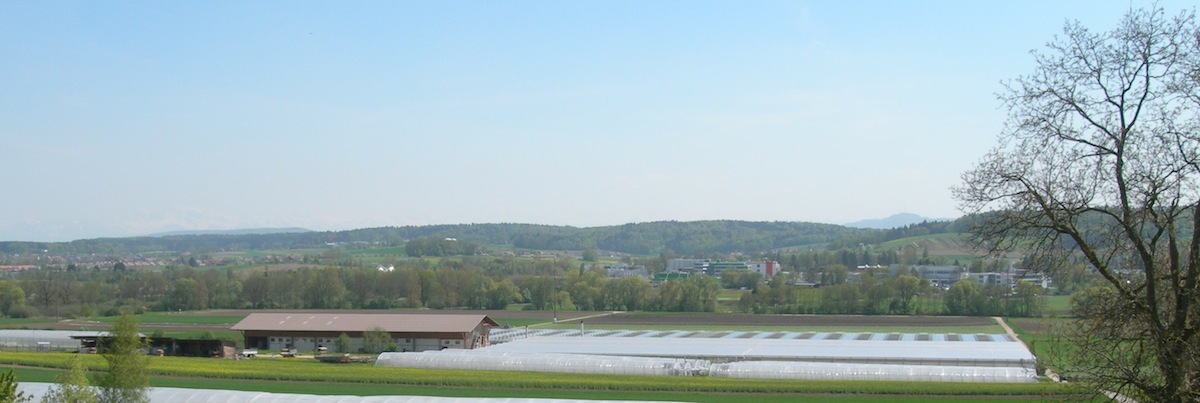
[0,257,1054,319]
[736,272,1044,317]
[0,258,653,315]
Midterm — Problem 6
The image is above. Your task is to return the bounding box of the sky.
[0,1,1188,242]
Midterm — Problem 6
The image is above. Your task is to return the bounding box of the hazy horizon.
[1,1,1181,242]
[3,211,949,243]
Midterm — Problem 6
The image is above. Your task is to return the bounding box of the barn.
[232,313,499,353]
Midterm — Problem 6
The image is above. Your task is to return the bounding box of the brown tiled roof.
[231,313,498,333]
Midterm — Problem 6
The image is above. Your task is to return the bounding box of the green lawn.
[1042,295,1072,316]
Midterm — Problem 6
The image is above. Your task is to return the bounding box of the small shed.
[148,337,237,358]
[70,332,147,354]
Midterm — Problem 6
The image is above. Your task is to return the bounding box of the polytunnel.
[0,330,100,352]
[710,361,1038,383]
[376,350,710,376]
[484,334,1037,369]
[15,383,688,403]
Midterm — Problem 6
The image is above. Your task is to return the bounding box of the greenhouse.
[483,333,1036,369]
[376,350,710,376]
[710,361,1037,383]
[472,330,1039,382]
[0,330,100,352]
[14,382,685,403]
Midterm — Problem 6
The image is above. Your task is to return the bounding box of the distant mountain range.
[144,227,312,237]
[845,213,947,229]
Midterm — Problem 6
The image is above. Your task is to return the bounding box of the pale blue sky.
[0,1,1184,242]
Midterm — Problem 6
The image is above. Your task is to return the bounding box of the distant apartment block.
[604,263,649,279]
[666,259,781,277]
[890,264,966,287]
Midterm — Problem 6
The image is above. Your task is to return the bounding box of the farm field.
[0,312,1092,401]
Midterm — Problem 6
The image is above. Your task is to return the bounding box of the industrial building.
[666,259,781,277]
[232,313,498,353]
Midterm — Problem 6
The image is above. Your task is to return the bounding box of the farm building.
[232,313,499,353]
[148,337,237,358]
[0,330,105,352]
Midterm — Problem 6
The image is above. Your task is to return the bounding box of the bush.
[6,305,36,319]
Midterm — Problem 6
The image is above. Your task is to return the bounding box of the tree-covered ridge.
[0,220,871,256]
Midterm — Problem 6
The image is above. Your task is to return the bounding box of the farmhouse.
[232,313,499,353]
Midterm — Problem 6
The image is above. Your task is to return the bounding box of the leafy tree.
[0,281,26,318]
[955,7,1200,400]
[819,284,861,314]
[1010,281,1044,317]
[821,265,849,286]
[165,278,207,311]
[944,280,980,316]
[95,314,149,403]
[362,326,391,354]
[335,333,353,354]
[303,268,346,309]
[0,369,30,403]
[41,355,97,403]
[891,275,921,314]
[719,269,762,290]
[601,277,649,311]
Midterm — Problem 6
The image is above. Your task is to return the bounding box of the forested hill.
[0,221,873,256]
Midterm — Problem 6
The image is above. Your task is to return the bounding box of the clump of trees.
[403,238,480,257]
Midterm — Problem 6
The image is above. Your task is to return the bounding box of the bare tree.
[954,7,1199,402]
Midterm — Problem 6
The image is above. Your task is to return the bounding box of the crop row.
[0,353,1084,397]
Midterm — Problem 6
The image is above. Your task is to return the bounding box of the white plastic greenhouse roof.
[711,361,1037,383]
[483,332,1036,368]
[15,383,685,403]
[488,328,1018,344]
[378,350,711,376]
[0,330,104,350]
